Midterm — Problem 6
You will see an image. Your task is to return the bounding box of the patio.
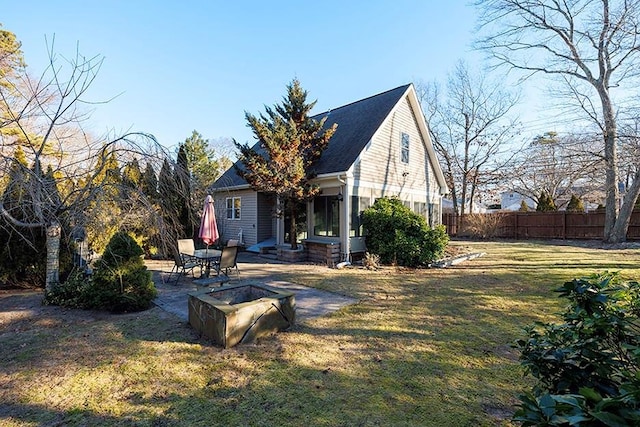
[147,251,358,323]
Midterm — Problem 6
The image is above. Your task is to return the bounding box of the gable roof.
[212,84,413,189]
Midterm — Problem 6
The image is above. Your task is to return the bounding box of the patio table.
[193,248,221,278]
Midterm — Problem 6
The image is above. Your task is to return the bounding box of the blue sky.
[5,1,494,152]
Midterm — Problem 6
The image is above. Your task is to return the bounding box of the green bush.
[43,268,90,308]
[86,231,156,313]
[362,197,448,267]
[514,272,640,425]
[566,195,585,213]
[536,192,557,212]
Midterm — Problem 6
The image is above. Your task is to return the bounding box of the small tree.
[566,195,585,213]
[88,231,156,312]
[235,79,337,249]
[519,200,529,212]
[536,192,557,212]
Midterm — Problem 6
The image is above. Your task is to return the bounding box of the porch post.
[341,176,350,262]
[276,195,284,245]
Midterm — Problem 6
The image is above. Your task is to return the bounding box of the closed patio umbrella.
[198,195,219,248]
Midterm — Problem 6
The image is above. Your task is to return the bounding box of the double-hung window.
[401,132,410,164]
[226,197,241,220]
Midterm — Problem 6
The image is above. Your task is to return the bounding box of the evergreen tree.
[158,157,181,240]
[182,130,230,203]
[141,162,158,201]
[85,148,123,254]
[235,79,337,249]
[174,144,194,238]
[536,191,557,212]
[566,194,585,213]
[122,157,142,189]
[519,200,529,212]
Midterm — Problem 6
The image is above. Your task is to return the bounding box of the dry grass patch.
[1,240,640,426]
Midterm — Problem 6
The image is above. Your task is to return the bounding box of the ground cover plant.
[1,240,640,426]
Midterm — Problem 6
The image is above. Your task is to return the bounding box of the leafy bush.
[44,232,156,312]
[43,268,90,308]
[362,197,449,267]
[514,272,640,425]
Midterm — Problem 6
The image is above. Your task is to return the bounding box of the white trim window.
[400,132,410,164]
[226,197,241,220]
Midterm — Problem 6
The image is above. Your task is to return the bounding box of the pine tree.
[519,200,529,212]
[566,194,585,213]
[235,79,337,249]
[536,191,557,212]
[122,157,142,189]
[141,162,158,201]
[174,144,194,238]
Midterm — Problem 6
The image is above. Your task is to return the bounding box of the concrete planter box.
[188,283,295,348]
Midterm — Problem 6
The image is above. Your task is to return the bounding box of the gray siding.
[213,189,258,246]
[351,95,442,224]
[256,193,276,242]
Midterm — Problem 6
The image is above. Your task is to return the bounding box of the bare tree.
[418,61,521,215]
[0,40,167,291]
[475,0,640,242]
[511,131,604,208]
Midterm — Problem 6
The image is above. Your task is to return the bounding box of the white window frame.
[400,132,410,164]
[226,197,241,220]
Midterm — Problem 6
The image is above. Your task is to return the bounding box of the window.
[413,201,426,218]
[350,196,371,237]
[313,196,340,237]
[400,132,410,164]
[226,197,241,220]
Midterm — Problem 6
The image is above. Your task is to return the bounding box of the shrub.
[514,272,640,425]
[362,197,449,267]
[519,200,529,212]
[460,213,510,239]
[536,192,557,212]
[87,231,156,313]
[362,252,380,270]
[566,194,585,213]
[43,268,90,308]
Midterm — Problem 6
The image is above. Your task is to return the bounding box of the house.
[500,192,536,211]
[210,84,448,265]
[442,198,488,214]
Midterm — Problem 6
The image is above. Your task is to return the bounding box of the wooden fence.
[442,211,640,240]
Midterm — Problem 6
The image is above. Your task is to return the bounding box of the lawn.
[1,240,639,426]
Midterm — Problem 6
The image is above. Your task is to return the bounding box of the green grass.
[1,240,639,426]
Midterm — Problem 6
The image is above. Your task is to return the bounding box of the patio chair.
[177,239,196,260]
[213,244,239,279]
[169,251,200,284]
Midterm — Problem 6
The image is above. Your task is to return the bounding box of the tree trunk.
[609,171,640,243]
[289,202,298,250]
[45,221,61,292]
[598,84,620,243]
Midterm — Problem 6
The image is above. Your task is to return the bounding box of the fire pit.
[188,283,295,348]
